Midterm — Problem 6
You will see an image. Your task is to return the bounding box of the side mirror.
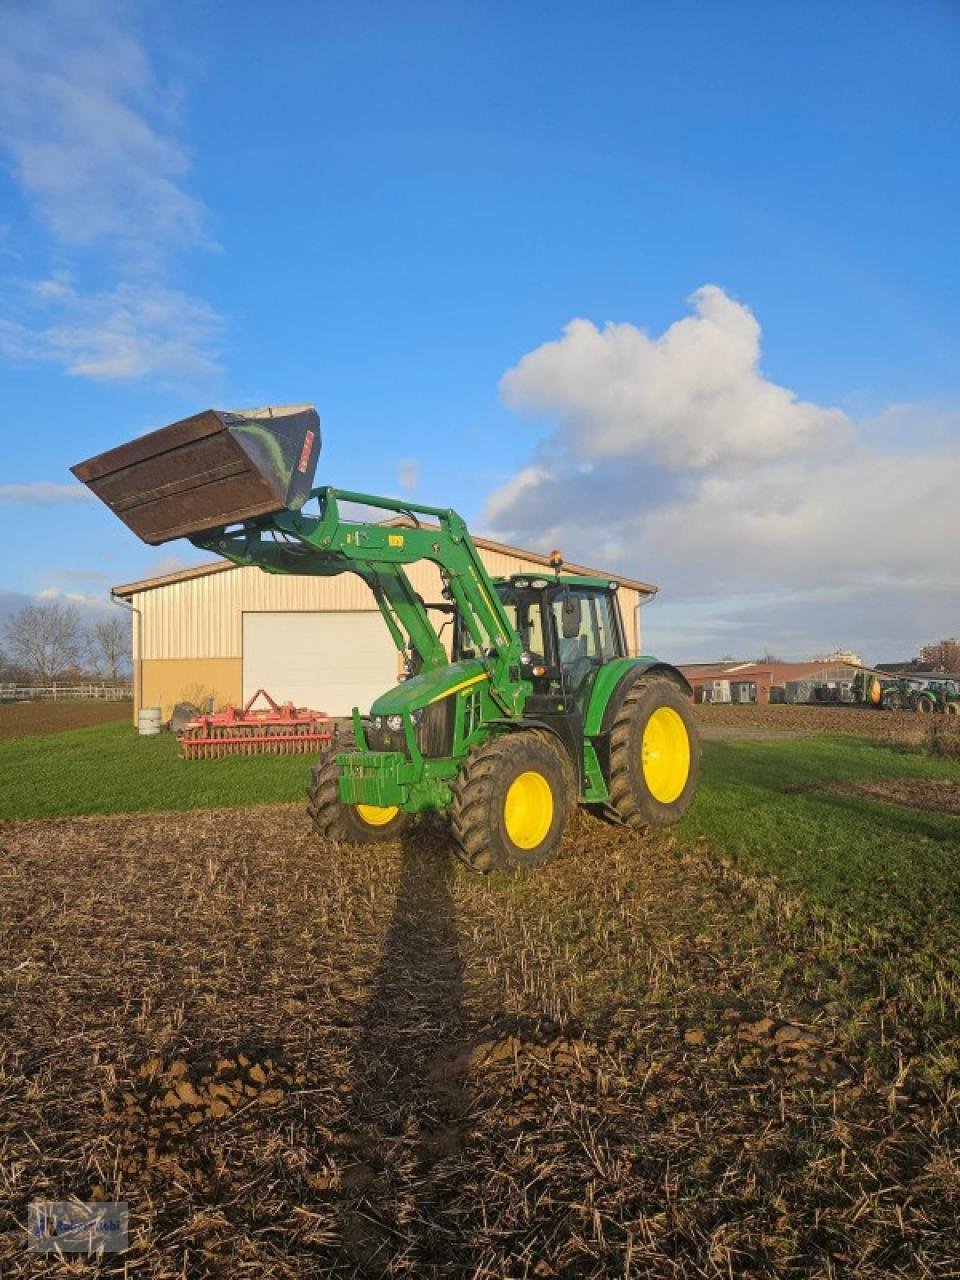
[561,595,581,639]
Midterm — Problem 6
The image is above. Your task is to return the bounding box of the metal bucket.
[72,404,321,545]
[138,707,162,736]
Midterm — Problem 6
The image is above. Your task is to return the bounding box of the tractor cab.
[457,572,628,720]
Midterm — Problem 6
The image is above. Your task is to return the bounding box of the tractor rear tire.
[307,733,410,843]
[450,731,573,872]
[607,675,699,829]
[915,695,936,714]
[945,702,960,716]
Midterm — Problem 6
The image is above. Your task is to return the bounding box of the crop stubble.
[0,805,958,1277]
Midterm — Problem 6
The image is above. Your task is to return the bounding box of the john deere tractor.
[74,404,699,871]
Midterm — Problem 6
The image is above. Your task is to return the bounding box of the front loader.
[74,404,699,871]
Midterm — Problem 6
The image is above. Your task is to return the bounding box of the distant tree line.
[0,601,131,685]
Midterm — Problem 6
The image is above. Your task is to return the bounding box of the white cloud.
[0,482,95,506]
[396,457,421,494]
[489,288,960,662]
[500,286,851,468]
[0,276,222,381]
[36,585,113,611]
[0,2,212,260]
[485,465,550,527]
[0,1,221,383]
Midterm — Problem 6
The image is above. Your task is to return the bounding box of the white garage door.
[242,612,398,716]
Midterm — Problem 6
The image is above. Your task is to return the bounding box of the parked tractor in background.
[909,679,960,715]
[73,405,699,872]
[853,671,960,714]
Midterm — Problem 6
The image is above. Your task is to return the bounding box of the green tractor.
[855,671,960,714]
[909,680,960,715]
[73,405,699,871]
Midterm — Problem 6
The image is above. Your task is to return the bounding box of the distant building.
[814,648,863,667]
[920,639,960,671]
[679,659,875,705]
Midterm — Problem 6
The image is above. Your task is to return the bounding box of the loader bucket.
[71,404,321,545]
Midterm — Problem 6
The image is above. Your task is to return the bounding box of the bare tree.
[0,645,13,682]
[3,602,83,684]
[86,615,131,682]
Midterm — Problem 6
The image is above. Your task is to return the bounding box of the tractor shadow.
[337,819,468,1270]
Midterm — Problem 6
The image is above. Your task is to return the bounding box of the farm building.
[112,528,656,721]
[679,659,873,705]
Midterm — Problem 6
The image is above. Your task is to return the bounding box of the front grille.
[364,724,406,754]
[418,699,454,758]
[363,699,454,759]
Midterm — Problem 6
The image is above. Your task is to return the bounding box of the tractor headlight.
[386,714,404,732]
[371,715,383,730]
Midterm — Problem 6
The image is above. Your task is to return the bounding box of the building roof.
[679,659,882,684]
[112,523,658,598]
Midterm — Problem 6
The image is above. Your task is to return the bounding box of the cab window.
[552,590,623,674]
[496,594,545,659]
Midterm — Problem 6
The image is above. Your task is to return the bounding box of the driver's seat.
[561,634,594,700]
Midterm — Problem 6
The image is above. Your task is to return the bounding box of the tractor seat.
[561,634,596,697]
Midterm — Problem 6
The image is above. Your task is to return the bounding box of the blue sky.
[0,0,957,662]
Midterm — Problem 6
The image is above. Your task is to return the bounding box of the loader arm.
[190,486,526,716]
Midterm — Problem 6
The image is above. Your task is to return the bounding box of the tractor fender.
[485,717,583,789]
[585,658,693,740]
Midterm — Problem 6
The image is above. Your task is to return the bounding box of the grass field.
[1,713,959,1274]
[0,721,309,818]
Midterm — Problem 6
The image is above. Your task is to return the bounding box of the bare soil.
[696,700,960,752]
[837,778,960,817]
[1,806,958,1276]
[0,699,131,740]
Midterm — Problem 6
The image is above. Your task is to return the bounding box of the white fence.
[0,684,133,702]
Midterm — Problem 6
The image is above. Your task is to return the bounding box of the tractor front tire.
[607,675,699,829]
[915,695,936,714]
[307,734,410,843]
[450,731,572,872]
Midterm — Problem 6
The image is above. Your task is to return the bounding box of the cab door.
[551,588,625,716]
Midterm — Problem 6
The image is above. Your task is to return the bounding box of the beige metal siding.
[133,555,643,660]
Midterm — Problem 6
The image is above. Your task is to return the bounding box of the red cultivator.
[179,689,333,759]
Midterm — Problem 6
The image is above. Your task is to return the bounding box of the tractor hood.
[369,659,489,717]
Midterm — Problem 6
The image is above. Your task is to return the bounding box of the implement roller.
[178,689,333,759]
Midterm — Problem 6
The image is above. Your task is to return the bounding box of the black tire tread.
[450,730,573,872]
[606,674,698,829]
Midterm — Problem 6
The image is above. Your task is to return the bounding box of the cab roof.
[494,573,619,591]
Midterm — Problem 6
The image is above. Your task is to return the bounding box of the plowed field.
[2,805,958,1277]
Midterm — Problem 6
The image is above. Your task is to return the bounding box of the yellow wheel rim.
[503,771,554,850]
[355,803,399,826]
[642,706,690,804]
